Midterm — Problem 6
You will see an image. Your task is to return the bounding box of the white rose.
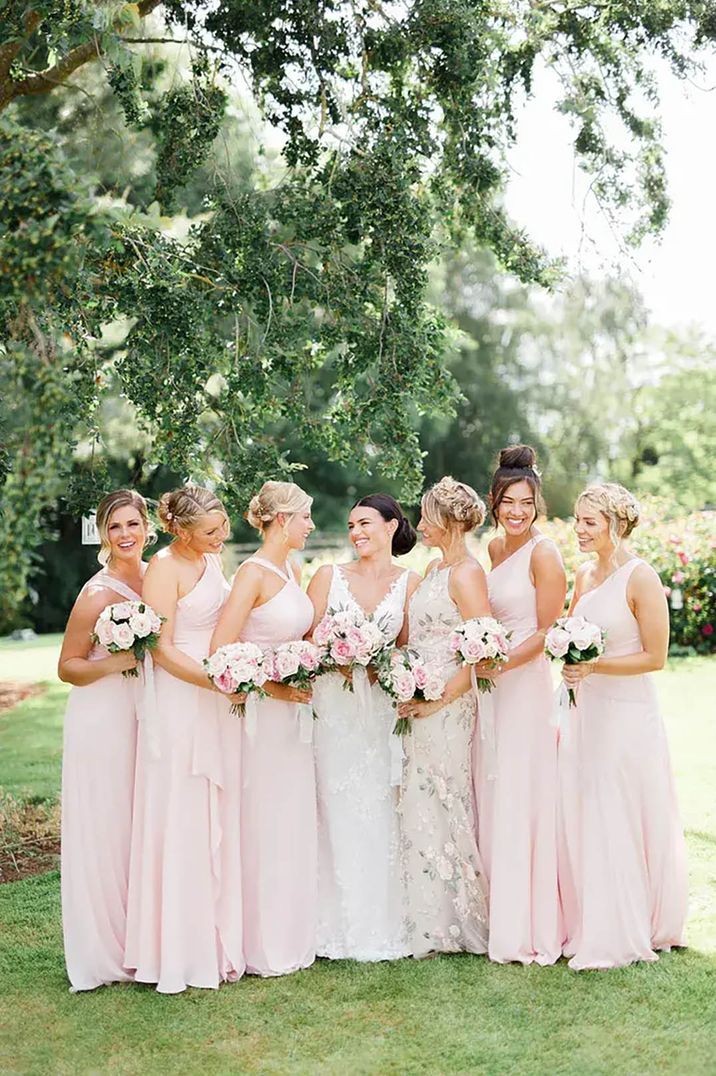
[128,611,153,638]
[95,619,115,648]
[111,622,135,650]
[111,601,135,621]
[276,649,301,680]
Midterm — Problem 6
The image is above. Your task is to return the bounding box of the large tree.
[1,0,715,627]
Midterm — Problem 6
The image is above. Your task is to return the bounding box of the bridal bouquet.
[204,641,268,716]
[313,607,391,688]
[545,616,606,705]
[92,600,164,678]
[449,616,511,693]
[376,647,446,735]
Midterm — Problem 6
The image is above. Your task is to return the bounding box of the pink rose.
[462,638,486,662]
[215,670,236,694]
[111,622,135,650]
[128,611,153,638]
[95,619,115,648]
[413,664,428,690]
[672,570,686,585]
[702,623,714,637]
[331,638,355,664]
[313,618,334,645]
[546,627,570,659]
[678,551,689,566]
[423,674,445,701]
[393,670,416,701]
[276,649,301,680]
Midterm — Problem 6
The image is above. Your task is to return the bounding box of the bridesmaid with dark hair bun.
[473,446,567,965]
[308,493,421,962]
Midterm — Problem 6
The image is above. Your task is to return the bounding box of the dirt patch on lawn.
[0,681,46,713]
[0,793,60,884]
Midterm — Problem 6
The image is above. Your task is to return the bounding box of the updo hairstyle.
[96,488,155,566]
[421,476,486,533]
[490,444,545,528]
[576,483,641,545]
[246,481,312,535]
[158,484,229,537]
[352,493,417,556]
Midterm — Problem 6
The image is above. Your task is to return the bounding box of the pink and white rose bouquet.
[376,647,446,735]
[204,641,269,715]
[449,616,511,693]
[313,606,392,688]
[92,600,164,677]
[544,615,606,705]
[265,640,323,693]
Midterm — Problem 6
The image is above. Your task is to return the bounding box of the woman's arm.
[144,556,215,689]
[563,563,669,685]
[479,541,567,678]
[58,587,139,685]
[399,560,490,719]
[306,564,333,637]
[396,571,423,647]
[211,563,263,653]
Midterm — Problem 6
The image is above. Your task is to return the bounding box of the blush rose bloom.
[128,611,153,638]
[111,622,135,650]
[96,619,115,648]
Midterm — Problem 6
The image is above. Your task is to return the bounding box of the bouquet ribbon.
[297,703,314,745]
[472,667,497,781]
[134,657,161,761]
[550,681,571,742]
[244,693,260,738]
[389,715,405,786]
[353,664,373,726]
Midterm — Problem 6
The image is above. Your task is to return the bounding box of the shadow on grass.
[1,872,715,1076]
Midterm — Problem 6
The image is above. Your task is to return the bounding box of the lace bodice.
[327,565,409,642]
[408,566,462,672]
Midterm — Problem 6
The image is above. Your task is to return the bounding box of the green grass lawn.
[1,644,715,1075]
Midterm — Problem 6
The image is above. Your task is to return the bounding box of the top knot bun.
[422,476,486,533]
[498,444,538,471]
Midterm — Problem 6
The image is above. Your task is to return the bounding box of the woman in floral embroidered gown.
[397,477,490,957]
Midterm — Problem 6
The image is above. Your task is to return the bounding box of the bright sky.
[505,56,716,340]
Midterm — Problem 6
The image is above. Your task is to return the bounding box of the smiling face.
[179,509,229,556]
[574,498,613,556]
[496,479,536,538]
[348,506,396,558]
[279,506,315,551]
[106,504,147,565]
[416,513,446,549]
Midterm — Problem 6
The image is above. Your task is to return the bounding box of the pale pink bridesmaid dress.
[238,556,316,976]
[61,569,142,991]
[558,558,688,970]
[474,535,562,965]
[124,554,243,993]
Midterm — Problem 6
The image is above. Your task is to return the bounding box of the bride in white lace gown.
[397,477,490,957]
[308,495,420,961]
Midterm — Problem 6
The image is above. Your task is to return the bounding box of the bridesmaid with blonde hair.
[59,489,153,991]
[397,477,490,957]
[124,485,244,993]
[558,482,687,969]
[473,445,566,965]
[211,480,317,977]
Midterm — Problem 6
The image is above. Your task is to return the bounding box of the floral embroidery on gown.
[399,565,489,957]
[313,565,410,961]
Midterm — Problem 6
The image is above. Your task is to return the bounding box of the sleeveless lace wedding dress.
[399,564,489,957]
[313,565,410,961]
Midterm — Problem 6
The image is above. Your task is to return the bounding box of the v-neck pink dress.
[238,556,317,977]
[558,558,688,969]
[124,553,244,993]
[61,569,143,991]
[474,535,562,965]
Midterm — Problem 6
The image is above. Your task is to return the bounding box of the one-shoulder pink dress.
[558,558,688,969]
[124,553,244,992]
[238,556,317,977]
[474,535,562,964]
[61,569,143,991]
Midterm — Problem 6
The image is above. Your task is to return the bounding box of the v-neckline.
[337,565,404,618]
